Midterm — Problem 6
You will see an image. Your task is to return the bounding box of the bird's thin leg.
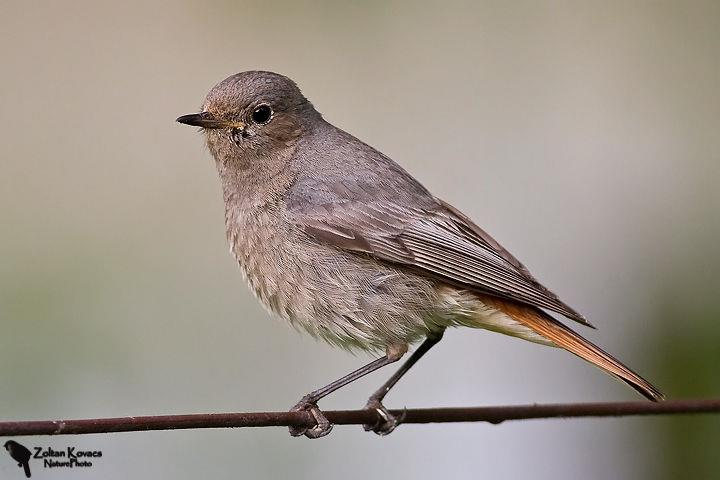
[364,328,445,435]
[289,345,406,439]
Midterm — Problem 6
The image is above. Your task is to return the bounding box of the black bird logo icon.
[4,441,32,478]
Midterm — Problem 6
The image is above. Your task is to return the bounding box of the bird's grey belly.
[230,216,447,352]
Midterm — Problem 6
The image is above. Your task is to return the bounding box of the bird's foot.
[363,398,404,436]
[288,395,333,439]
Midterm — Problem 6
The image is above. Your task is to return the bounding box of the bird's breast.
[226,203,300,318]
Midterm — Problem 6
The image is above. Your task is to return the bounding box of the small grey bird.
[177,71,663,438]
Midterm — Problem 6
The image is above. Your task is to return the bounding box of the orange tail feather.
[479,295,664,401]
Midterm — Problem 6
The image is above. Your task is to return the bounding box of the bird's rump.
[292,198,589,325]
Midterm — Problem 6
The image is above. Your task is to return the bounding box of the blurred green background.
[1,1,718,479]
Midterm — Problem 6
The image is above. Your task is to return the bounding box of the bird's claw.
[288,397,333,439]
[363,398,404,436]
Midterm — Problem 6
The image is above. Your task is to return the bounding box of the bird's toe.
[363,399,404,436]
[289,397,333,439]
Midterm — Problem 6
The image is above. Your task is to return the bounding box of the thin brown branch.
[1,399,718,437]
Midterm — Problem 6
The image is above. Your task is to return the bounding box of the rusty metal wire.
[1,399,718,437]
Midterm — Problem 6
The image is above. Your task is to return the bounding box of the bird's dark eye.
[251,104,273,125]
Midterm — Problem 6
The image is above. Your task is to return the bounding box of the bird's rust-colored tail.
[479,295,664,402]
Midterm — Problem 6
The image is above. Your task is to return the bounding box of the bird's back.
[286,119,440,211]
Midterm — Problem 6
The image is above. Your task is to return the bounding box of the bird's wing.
[293,199,590,326]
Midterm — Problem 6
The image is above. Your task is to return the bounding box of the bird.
[176,70,664,438]
[4,440,32,478]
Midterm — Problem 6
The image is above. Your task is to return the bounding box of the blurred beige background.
[1,1,718,479]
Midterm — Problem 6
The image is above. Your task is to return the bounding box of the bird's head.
[177,71,320,168]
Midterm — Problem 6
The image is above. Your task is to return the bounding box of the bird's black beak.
[176,111,245,130]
